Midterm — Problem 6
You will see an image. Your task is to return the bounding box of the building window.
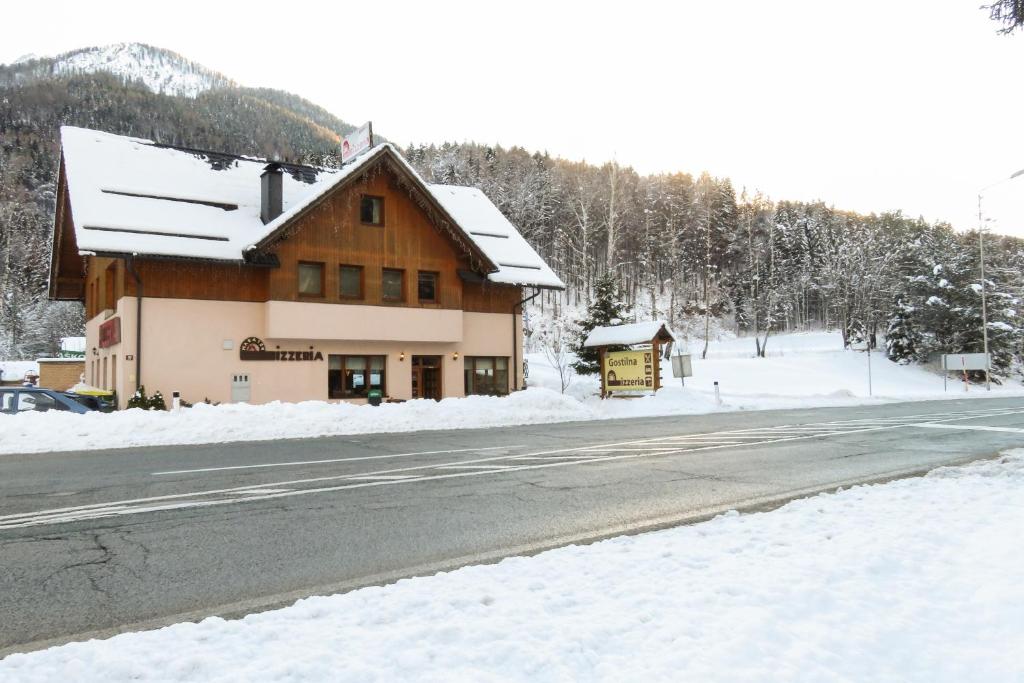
[417,271,438,303]
[464,356,509,396]
[339,265,363,299]
[360,195,384,225]
[298,261,324,297]
[329,355,386,398]
[104,261,116,312]
[382,268,404,302]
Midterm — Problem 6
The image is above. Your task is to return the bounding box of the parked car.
[0,387,97,414]
[64,392,116,413]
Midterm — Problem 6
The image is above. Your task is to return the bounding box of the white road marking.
[574,446,687,452]
[4,406,1023,530]
[152,445,526,475]
[345,474,419,481]
[912,423,1024,434]
[513,455,613,461]
[437,464,518,470]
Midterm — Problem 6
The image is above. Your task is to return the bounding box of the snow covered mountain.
[8,43,233,97]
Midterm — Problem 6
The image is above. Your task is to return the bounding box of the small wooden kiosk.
[583,321,677,398]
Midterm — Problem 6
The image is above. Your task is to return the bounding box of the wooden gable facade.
[49,155,87,302]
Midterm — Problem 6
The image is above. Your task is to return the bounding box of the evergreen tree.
[885,298,917,363]
[885,227,1023,377]
[570,272,628,375]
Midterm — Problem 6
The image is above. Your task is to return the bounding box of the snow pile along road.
[3,452,1022,681]
[0,389,598,455]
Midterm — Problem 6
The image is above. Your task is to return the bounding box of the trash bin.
[367,388,383,406]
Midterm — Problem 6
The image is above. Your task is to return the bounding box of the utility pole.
[976,168,1024,391]
[978,193,991,391]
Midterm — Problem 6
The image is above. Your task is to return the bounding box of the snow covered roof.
[583,321,678,347]
[429,185,564,289]
[59,126,563,289]
[61,126,348,261]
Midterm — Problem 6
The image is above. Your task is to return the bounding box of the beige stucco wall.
[265,301,464,342]
[85,296,135,407]
[88,297,523,406]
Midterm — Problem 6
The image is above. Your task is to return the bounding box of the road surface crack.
[40,532,117,598]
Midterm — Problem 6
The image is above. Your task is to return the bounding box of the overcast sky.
[3,0,1023,233]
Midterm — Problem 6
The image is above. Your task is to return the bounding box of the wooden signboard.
[600,345,661,397]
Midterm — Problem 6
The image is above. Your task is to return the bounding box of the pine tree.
[885,298,917,363]
[570,272,628,375]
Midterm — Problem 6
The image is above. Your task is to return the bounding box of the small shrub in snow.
[126,386,166,411]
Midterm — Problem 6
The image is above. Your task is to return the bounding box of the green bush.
[126,386,167,411]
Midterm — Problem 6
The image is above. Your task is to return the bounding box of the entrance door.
[411,355,442,400]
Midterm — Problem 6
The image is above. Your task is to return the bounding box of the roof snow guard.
[57,126,564,289]
[583,321,678,348]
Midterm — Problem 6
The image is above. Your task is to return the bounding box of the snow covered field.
[4,451,1022,681]
[2,331,1022,455]
[528,330,1016,406]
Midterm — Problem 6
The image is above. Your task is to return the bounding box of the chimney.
[260,163,283,224]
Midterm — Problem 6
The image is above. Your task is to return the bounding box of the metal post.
[714,381,721,405]
[978,194,991,391]
[867,345,872,397]
[975,167,1024,390]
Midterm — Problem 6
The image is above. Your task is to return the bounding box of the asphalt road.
[3,396,1024,656]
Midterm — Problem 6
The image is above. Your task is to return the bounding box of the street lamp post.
[977,168,1024,391]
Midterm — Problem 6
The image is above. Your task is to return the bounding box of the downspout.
[511,288,541,392]
[125,256,142,395]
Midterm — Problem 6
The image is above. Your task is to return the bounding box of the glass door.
[411,356,442,400]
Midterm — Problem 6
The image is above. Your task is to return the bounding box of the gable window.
[298,261,324,297]
[360,195,384,225]
[382,268,405,302]
[418,271,438,303]
[339,265,364,299]
[464,356,510,396]
[329,355,386,399]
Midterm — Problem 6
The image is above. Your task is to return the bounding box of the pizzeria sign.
[602,350,655,392]
[239,337,323,362]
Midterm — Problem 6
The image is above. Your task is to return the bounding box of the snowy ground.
[3,451,1022,681]
[2,331,1022,455]
[528,330,1015,406]
[0,359,38,383]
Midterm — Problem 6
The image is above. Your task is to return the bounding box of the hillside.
[2,43,234,97]
[0,44,362,359]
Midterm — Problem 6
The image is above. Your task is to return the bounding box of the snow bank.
[4,452,1022,681]
[0,389,594,455]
